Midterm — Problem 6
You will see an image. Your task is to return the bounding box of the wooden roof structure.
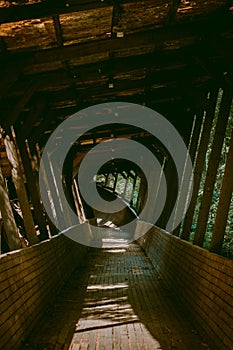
[0,0,232,146]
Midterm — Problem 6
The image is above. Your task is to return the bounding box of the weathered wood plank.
[0,165,21,251]
[4,135,39,245]
[16,136,49,241]
[181,89,218,240]
[193,88,233,246]
[209,125,233,253]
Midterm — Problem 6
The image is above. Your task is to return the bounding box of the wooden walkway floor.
[22,235,209,350]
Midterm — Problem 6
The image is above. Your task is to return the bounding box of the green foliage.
[191,89,233,258]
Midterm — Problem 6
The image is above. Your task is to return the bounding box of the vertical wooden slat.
[157,157,177,229]
[5,80,38,128]
[113,172,118,193]
[193,88,233,247]
[181,89,218,240]
[47,155,78,229]
[73,177,86,223]
[19,97,47,141]
[105,173,109,187]
[29,141,58,236]
[4,135,39,245]
[52,15,63,47]
[137,173,147,215]
[173,111,202,236]
[123,172,129,198]
[209,126,233,253]
[17,137,49,241]
[0,166,22,251]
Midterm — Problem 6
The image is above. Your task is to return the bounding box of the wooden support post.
[193,89,233,247]
[18,97,47,141]
[52,15,63,47]
[105,173,109,187]
[157,157,178,229]
[16,137,49,241]
[181,90,218,240]
[4,135,39,245]
[131,173,137,207]
[189,115,204,163]
[29,141,58,236]
[137,173,147,215]
[166,0,181,25]
[72,178,86,223]
[209,127,233,253]
[123,172,129,199]
[172,113,201,236]
[4,80,38,129]
[113,172,118,193]
[0,166,21,251]
[0,56,32,102]
[145,159,165,225]
[44,155,77,230]
[39,158,61,230]
[28,109,55,146]
[173,102,205,236]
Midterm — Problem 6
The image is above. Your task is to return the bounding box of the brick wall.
[137,222,233,350]
[0,234,87,350]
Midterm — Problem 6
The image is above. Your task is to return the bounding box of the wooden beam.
[22,42,233,80]
[7,62,211,101]
[8,63,210,98]
[0,37,7,52]
[22,74,210,108]
[0,56,31,101]
[166,0,181,25]
[4,135,39,245]
[209,126,233,254]
[0,0,229,25]
[53,14,63,47]
[0,165,22,251]
[28,110,58,145]
[26,89,200,145]
[3,12,230,69]
[111,0,123,37]
[18,96,48,141]
[16,136,49,241]
[193,88,233,247]
[0,0,113,24]
[1,37,232,103]
[28,141,58,236]
[181,89,219,241]
[157,157,178,229]
[31,33,204,66]
[194,52,233,91]
[3,81,39,129]
[172,108,204,236]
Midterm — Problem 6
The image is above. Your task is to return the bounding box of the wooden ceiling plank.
[3,81,39,128]
[23,45,202,82]
[18,11,232,66]
[0,56,32,100]
[9,66,211,102]
[166,0,182,25]
[28,110,59,145]
[0,0,170,25]
[18,97,48,141]
[0,0,113,24]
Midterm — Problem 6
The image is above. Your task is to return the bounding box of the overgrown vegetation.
[190,89,233,259]
[96,95,233,259]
